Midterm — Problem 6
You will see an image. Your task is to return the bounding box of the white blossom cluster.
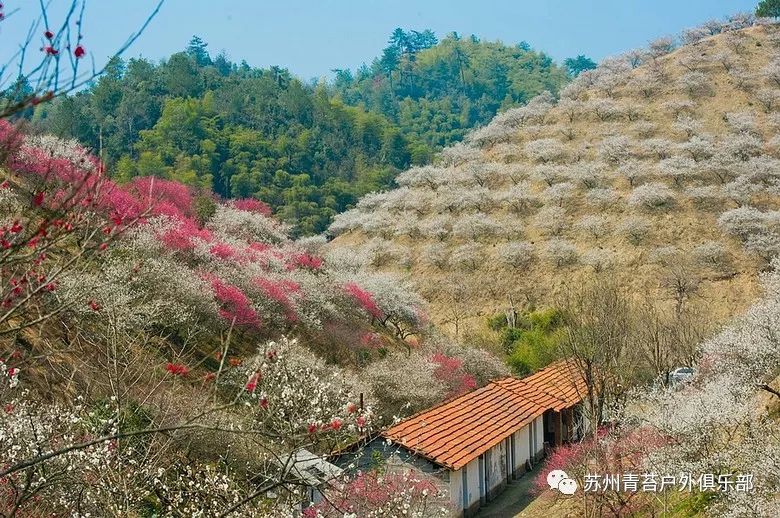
[627,260,780,515]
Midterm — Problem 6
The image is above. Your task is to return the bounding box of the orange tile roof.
[521,359,588,410]
[381,359,586,470]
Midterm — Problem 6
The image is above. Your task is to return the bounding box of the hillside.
[19,32,567,235]
[0,122,509,515]
[329,19,780,342]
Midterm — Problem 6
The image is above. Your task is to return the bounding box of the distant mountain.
[19,31,567,235]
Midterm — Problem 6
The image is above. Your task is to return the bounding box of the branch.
[758,383,780,399]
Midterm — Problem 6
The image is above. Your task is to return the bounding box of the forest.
[12,31,568,234]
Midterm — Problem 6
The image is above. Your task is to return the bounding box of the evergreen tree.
[564,54,597,77]
[186,35,212,66]
[757,0,780,18]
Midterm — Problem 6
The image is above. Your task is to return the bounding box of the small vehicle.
[668,367,695,385]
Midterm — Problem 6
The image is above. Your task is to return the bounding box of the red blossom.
[43,46,58,56]
[289,252,323,271]
[245,372,261,393]
[431,353,477,398]
[74,45,86,59]
[165,362,190,377]
[4,403,13,414]
[330,418,343,431]
[44,30,54,40]
[346,402,357,414]
[254,277,299,322]
[228,357,242,367]
[232,198,272,216]
[208,276,261,328]
[356,415,367,429]
[259,397,269,409]
[307,423,318,435]
[344,282,383,319]
[32,192,44,207]
[203,372,216,383]
[88,300,101,311]
[209,242,239,261]
[10,221,22,233]
[265,349,277,362]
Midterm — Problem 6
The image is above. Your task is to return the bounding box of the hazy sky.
[1,0,759,80]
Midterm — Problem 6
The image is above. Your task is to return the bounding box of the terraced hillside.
[329,19,780,336]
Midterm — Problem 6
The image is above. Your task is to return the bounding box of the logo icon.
[547,469,578,495]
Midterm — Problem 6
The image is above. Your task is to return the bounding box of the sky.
[0,0,760,81]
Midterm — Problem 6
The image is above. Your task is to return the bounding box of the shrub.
[585,188,621,209]
[678,71,712,97]
[575,215,610,238]
[599,135,632,165]
[618,217,651,245]
[582,249,615,272]
[534,206,568,236]
[415,245,448,274]
[693,240,729,267]
[542,182,576,207]
[686,185,727,209]
[628,183,676,210]
[451,243,484,271]
[498,241,535,269]
[524,138,566,163]
[544,238,579,267]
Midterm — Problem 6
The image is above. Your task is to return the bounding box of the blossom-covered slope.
[330,16,780,334]
[1,122,507,515]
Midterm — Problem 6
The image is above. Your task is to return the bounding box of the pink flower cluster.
[208,276,261,328]
[431,353,477,397]
[344,282,383,320]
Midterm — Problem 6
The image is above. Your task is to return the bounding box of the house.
[277,448,344,509]
[335,359,587,517]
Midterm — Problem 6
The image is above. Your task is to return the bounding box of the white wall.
[514,426,530,471]
[449,457,482,513]
[486,440,507,493]
[449,467,463,511]
[534,416,544,456]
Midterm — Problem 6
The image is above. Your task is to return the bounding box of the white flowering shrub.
[534,206,568,236]
[718,207,777,239]
[618,216,652,245]
[581,249,615,272]
[451,243,484,271]
[599,135,633,164]
[498,241,535,270]
[575,215,610,238]
[422,243,450,269]
[543,238,579,267]
[628,183,677,210]
[693,240,729,267]
[524,138,566,163]
[678,135,716,161]
[542,182,577,207]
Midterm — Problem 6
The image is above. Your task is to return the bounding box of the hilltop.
[329,18,780,342]
[17,31,567,235]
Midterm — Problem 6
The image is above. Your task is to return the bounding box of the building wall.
[513,426,530,475]
[485,439,508,499]
[533,416,544,459]
[450,457,481,516]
